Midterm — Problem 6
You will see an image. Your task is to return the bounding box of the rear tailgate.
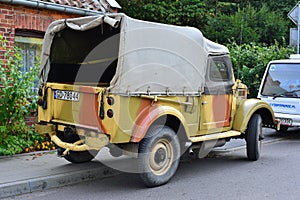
[38,83,105,131]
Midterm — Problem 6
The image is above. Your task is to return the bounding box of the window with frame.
[14,31,43,92]
[204,55,234,95]
[210,60,230,82]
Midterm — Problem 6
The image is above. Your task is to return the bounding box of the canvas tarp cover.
[39,13,229,95]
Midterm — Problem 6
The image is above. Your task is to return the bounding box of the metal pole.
[297,4,300,54]
[0,0,104,16]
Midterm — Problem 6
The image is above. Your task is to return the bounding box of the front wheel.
[246,114,263,161]
[138,126,180,187]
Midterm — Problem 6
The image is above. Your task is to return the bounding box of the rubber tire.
[138,126,180,187]
[64,150,97,163]
[246,114,262,161]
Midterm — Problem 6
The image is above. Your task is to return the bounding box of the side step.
[189,130,242,143]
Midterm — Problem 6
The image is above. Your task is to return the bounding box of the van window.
[261,63,300,97]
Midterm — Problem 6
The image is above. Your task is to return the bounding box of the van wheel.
[246,114,262,161]
[63,150,97,163]
[138,126,180,187]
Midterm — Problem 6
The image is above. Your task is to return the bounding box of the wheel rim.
[149,139,174,176]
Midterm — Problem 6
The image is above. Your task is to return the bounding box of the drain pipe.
[0,0,105,16]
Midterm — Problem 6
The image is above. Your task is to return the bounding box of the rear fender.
[130,105,188,142]
[233,99,276,133]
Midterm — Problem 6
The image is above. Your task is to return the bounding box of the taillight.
[107,109,114,118]
[38,95,47,109]
[38,88,43,96]
[107,96,115,105]
[37,99,43,106]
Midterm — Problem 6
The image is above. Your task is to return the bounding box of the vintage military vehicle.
[35,13,277,187]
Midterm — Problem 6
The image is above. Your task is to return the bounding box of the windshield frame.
[261,62,300,98]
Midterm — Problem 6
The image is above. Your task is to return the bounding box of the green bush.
[0,124,44,155]
[229,42,295,97]
[0,35,38,127]
[0,34,49,156]
[118,0,208,27]
[241,0,296,16]
[204,5,289,45]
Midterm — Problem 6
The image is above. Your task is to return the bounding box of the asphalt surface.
[0,128,291,199]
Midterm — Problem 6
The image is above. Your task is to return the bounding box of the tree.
[118,1,293,45]
[118,0,209,27]
[229,42,295,97]
[204,5,289,45]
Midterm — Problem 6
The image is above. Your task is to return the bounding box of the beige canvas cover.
[39,13,229,95]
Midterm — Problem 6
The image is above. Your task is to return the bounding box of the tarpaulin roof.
[40,13,229,96]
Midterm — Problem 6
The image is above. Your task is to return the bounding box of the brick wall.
[0,2,79,49]
[0,2,81,126]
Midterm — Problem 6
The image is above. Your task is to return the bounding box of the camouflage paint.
[37,82,276,151]
[199,94,232,132]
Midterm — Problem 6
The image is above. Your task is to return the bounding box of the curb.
[0,150,56,160]
[0,164,121,199]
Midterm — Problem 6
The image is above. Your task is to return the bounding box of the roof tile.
[40,0,104,11]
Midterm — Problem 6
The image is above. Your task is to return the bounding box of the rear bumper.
[35,123,109,155]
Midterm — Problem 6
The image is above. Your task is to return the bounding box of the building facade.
[0,0,113,125]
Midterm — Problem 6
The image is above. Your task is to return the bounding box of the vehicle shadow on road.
[266,127,300,140]
[92,149,253,190]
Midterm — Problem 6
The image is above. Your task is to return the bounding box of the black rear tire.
[138,126,180,187]
[246,114,262,161]
[64,150,97,163]
[57,130,98,163]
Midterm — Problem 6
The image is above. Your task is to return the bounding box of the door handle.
[201,101,208,105]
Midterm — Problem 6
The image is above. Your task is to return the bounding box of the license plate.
[278,118,293,126]
[54,90,79,102]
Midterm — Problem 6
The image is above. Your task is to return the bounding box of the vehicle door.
[199,55,234,134]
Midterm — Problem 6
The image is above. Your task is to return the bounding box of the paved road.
[5,128,300,200]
